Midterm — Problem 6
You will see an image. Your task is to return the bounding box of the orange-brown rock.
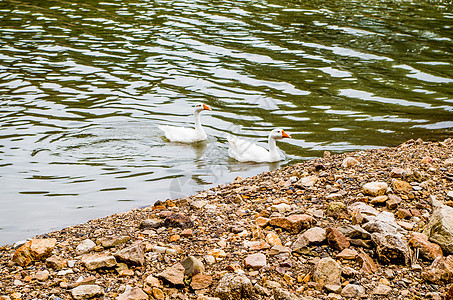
[191,273,213,290]
[269,214,314,233]
[391,179,413,193]
[12,238,57,266]
[326,227,350,251]
[409,232,443,261]
[357,250,378,274]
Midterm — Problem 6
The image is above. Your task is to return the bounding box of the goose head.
[270,128,291,140]
[193,103,212,113]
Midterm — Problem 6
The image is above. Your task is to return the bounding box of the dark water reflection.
[0,0,452,245]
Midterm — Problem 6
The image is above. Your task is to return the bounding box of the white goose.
[158,103,212,143]
[228,128,291,163]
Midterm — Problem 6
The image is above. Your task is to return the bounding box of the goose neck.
[193,110,205,135]
[268,136,278,156]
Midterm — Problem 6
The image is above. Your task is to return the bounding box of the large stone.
[266,232,282,247]
[81,253,117,270]
[139,218,163,229]
[372,284,392,295]
[313,257,341,287]
[391,179,413,193]
[302,227,326,244]
[371,232,411,265]
[145,275,161,287]
[157,262,185,285]
[164,213,193,228]
[215,273,253,300]
[362,182,388,197]
[342,157,359,168]
[244,253,266,269]
[117,287,148,300]
[70,285,103,300]
[336,249,358,260]
[348,202,379,217]
[337,225,371,240]
[421,255,453,284]
[114,243,145,266]
[362,211,403,235]
[326,227,350,251]
[291,234,309,252]
[386,194,401,210]
[45,255,67,270]
[191,273,213,290]
[295,176,318,188]
[390,167,405,178]
[12,238,57,266]
[97,235,130,248]
[75,239,96,255]
[269,214,314,233]
[409,232,443,261]
[326,202,348,219]
[341,284,365,298]
[357,250,378,274]
[181,256,205,276]
[423,203,453,254]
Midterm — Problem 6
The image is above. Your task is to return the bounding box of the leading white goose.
[228,128,291,163]
[158,103,212,143]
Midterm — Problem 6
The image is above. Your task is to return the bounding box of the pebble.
[244,253,267,270]
[157,263,185,285]
[313,257,341,287]
[70,285,103,300]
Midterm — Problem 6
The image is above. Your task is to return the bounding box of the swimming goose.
[158,103,212,143]
[228,128,291,163]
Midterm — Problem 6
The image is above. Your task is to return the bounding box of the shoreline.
[1,138,453,300]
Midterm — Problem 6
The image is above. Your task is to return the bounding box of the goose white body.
[228,128,291,163]
[158,125,207,143]
[158,103,211,143]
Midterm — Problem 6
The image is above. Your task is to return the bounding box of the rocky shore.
[1,138,453,300]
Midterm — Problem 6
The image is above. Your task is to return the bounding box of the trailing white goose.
[228,128,291,163]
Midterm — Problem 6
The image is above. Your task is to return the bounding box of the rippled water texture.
[0,0,452,244]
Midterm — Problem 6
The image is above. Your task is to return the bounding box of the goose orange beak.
[203,104,212,111]
[282,130,291,138]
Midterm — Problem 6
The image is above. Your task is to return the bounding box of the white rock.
[75,239,96,255]
[362,181,388,197]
